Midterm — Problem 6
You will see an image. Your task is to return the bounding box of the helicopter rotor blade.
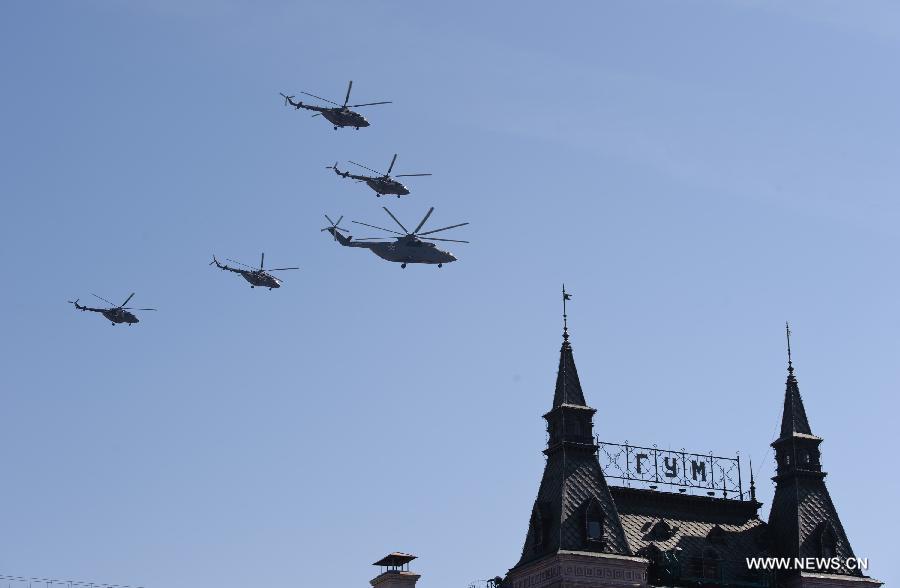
[351,220,405,236]
[411,207,434,234]
[348,101,392,108]
[225,258,255,270]
[381,206,410,234]
[279,93,294,106]
[394,173,432,177]
[386,154,398,176]
[348,160,382,175]
[418,222,469,236]
[123,307,157,311]
[90,293,117,307]
[121,293,135,307]
[267,267,300,271]
[311,113,321,117]
[260,252,265,270]
[419,236,470,243]
[343,80,353,107]
[300,91,341,107]
[351,237,391,241]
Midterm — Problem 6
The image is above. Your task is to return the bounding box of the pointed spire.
[553,286,586,408]
[780,322,813,438]
[749,457,757,502]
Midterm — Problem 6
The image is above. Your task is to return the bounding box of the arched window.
[585,499,604,543]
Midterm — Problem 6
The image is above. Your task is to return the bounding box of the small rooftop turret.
[370,553,420,588]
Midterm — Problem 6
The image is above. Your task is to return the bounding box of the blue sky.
[1,1,897,587]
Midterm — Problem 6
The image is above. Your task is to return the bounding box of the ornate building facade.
[503,321,881,588]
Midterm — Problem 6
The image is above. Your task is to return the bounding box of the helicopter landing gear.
[250,285,255,288]
[376,194,381,197]
[397,195,401,199]
[355,126,359,130]
[401,263,407,269]
[438,263,443,268]
[111,322,116,326]
[333,126,338,130]
[268,287,273,290]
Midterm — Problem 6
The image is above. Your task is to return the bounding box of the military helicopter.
[328,153,431,198]
[280,80,391,130]
[210,253,299,289]
[322,208,468,269]
[68,293,156,326]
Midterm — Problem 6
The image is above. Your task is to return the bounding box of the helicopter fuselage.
[103,308,139,324]
[327,229,456,266]
[365,177,409,197]
[320,108,369,128]
[239,270,281,289]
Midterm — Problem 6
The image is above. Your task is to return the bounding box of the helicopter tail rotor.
[279,93,295,107]
[322,214,351,242]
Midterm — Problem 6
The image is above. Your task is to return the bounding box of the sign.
[596,439,743,498]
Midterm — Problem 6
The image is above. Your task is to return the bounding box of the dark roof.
[767,366,863,577]
[552,338,587,408]
[610,486,767,566]
[779,367,813,439]
[513,335,631,570]
[373,553,416,567]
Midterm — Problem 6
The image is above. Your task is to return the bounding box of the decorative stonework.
[505,551,647,588]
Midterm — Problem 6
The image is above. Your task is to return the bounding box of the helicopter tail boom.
[325,227,353,246]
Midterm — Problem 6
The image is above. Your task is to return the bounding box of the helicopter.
[328,153,431,198]
[68,293,156,325]
[280,80,391,130]
[322,208,468,269]
[210,253,299,289]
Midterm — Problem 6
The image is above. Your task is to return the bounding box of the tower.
[766,325,881,588]
[504,289,647,588]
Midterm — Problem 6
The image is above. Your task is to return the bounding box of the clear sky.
[1,1,897,587]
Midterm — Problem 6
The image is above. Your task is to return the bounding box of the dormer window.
[585,499,604,543]
[706,525,727,545]
[644,519,677,542]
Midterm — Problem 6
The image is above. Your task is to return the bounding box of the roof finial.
[562,284,572,342]
[749,457,757,502]
[785,321,794,375]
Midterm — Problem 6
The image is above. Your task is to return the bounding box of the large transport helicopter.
[210,253,299,289]
[328,153,431,198]
[280,80,391,130]
[68,293,156,325]
[322,208,468,269]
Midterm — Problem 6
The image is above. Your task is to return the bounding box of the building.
[503,316,881,588]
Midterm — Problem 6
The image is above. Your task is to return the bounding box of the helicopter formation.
[71,80,468,327]
[281,80,469,270]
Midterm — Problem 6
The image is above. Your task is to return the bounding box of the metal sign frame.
[596,439,743,499]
